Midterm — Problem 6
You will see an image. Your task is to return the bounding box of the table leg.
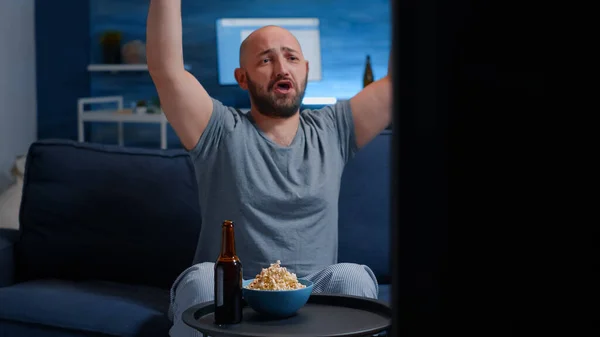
[78,119,84,142]
[118,122,124,146]
[160,121,167,149]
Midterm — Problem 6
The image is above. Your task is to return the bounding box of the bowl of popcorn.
[242,260,314,318]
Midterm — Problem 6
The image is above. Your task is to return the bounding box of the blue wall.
[36,0,90,141]
[38,0,391,148]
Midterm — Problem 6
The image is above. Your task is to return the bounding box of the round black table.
[182,293,391,337]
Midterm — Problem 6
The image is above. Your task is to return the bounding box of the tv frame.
[214,18,323,86]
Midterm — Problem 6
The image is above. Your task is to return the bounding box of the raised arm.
[349,53,393,149]
[146,0,213,150]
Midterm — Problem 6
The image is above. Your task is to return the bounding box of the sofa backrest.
[16,134,392,288]
[338,132,391,284]
[16,140,202,289]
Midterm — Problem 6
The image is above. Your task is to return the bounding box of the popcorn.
[246,260,306,290]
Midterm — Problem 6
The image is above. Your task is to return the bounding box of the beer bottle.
[363,55,374,88]
[214,220,243,325]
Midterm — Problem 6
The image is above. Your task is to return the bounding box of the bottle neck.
[220,221,237,258]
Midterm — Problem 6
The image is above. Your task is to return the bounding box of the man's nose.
[273,59,290,77]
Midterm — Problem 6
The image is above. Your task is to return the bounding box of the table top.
[182,293,392,337]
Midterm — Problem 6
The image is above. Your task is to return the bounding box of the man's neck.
[250,108,300,147]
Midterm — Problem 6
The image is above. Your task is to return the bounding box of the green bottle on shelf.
[363,55,374,88]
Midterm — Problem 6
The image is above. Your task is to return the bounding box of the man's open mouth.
[273,80,293,94]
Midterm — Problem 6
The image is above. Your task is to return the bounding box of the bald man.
[147,1,391,336]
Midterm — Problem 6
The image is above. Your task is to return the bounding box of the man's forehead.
[250,36,300,52]
[239,26,303,65]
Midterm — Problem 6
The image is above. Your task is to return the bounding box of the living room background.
[35,0,391,148]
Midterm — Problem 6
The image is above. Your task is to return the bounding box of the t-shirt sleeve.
[188,98,239,161]
[312,99,358,164]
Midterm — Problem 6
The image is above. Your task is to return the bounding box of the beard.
[246,72,308,119]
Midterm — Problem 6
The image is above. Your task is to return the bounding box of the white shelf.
[80,109,167,123]
[87,64,191,72]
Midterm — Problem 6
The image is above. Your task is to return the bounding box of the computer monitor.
[215,18,322,86]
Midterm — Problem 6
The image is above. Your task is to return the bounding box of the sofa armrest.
[0,229,18,287]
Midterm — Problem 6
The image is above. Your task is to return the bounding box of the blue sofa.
[0,134,391,337]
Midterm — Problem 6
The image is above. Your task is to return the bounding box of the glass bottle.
[363,55,374,87]
[214,220,243,325]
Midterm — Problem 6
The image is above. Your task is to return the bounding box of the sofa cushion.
[0,321,110,337]
[338,132,391,283]
[16,139,202,289]
[0,279,171,337]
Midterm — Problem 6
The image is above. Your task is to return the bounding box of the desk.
[77,96,169,149]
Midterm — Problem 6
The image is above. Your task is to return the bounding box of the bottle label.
[216,267,223,307]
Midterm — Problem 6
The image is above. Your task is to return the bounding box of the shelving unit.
[77,96,169,149]
[87,64,191,72]
[84,58,191,148]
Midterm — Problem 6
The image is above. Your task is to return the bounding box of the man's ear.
[234,68,248,90]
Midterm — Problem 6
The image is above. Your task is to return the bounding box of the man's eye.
[262,58,270,63]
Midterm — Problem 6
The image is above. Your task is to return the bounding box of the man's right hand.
[146,0,213,151]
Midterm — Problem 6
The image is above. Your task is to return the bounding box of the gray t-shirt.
[189,97,358,279]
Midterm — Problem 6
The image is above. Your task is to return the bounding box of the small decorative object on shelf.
[122,40,147,64]
[100,30,122,64]
[150,96,161,114]
[135,100,147,114]
[363,55,374,88]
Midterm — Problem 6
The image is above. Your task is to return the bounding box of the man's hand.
[350,53,393,149]
[146,0,213,151]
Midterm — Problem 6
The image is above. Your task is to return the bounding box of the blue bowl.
[242,278,314,318]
